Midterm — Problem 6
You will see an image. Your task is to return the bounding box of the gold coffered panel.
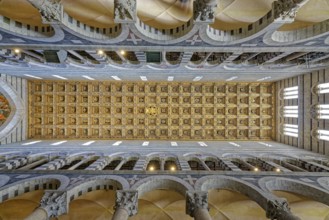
[28,81,276,140]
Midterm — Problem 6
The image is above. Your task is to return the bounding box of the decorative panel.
[28,81,276,140]
[0,93,11,127]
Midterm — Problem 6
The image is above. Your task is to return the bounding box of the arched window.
[283,106,298,118]
[318,130,329,141]
[317,104,329,119]
[318,82,329,94]
[283,86,298,99]
[283,124,298,138]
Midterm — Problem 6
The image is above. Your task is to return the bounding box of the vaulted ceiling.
[1,0,329,30]
[0,0,329,81]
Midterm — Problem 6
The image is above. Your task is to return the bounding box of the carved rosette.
[114,0,137,23]
[27,0,63,24]
[266,199,299,220]
[115,190,138,216]
[193,0,217,23]
[186,191,209,217]
[40,191,67,218]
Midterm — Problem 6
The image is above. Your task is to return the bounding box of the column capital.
[115,190,138,216]
[186,191,209,217]
[40,191,67,218]
[274,0,310,21]
[266,198,300,220]
[193,0,217,23]
[27,0,63,24]
[114,0,137,23]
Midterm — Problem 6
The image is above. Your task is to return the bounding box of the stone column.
[186,191,211,220]
[160,159,165,171]
[112,190,138,220]
[266,198,300,220]
[280,161,306,172]
[200,160,211,171]
[238,159,258,171]
[178,158,192,171]
[219,159,242,171]
[68,157,94,170]
[115,159,127,171]
[25,191,67,220]
[18,158,48,170]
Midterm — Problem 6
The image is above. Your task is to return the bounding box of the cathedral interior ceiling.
[28,80,275,140]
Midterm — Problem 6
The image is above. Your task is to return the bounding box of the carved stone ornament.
[274,0,308,21]
[27,0,63,24]
[115,190,138,216]
[266,199,300,220]
[40,191,67,218]
[309,104,318,120]
[193,0,217,23]
[186,191,209,217]
[114,0,136,23]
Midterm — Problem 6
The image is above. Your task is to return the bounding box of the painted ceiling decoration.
[0,93,10,127]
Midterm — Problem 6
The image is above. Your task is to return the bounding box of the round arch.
[195,175,272,211]
[66,175,129,202]
[259,177,329,206]
[0,174,70,202]
[131,175,193,198]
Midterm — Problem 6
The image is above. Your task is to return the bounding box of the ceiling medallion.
[145,106,158,116]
